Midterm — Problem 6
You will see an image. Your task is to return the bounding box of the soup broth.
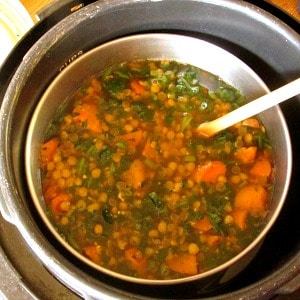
[40,60,273,280]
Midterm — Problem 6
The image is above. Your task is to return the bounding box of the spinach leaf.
[132,101,154,121]
[147,192,164,210]
[103,77,128,94]
[208,212,223,231]
[181,114,193,132]
[99,147,113,166]
[164,106,176,125]
[77,156,88,175]
[254,131,272,150]
[175,68,200,95]
[102,208,114,224]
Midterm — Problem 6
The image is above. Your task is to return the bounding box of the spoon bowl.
[197,77,300,138]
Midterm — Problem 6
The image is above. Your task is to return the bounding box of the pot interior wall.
[2,0,300,299]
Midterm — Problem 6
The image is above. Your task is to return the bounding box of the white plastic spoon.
[197,77,300,138]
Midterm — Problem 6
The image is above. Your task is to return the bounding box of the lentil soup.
[40,60,274,280]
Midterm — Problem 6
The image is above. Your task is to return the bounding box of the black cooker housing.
[0,0,299,299]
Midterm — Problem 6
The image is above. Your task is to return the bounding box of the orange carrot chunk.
[40,138,59,167]
[142,139,160,163]
[166,253,198,276]
[50,193,71,216]
[124,247,147,275]
[191,216,213,232]
[116,130,144,148]
[231,209,248,230]
[73,102,102,133]
[83,245,101,264]
[250,156,272,178]
[206,235,223,247]
[192,161,226,184]
[123,159,147,189]
[43,183,60,203]
[130,79,146,95]
[234,146,257,164]
[234,184,267,212]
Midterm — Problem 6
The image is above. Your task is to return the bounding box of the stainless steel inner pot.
[25,33,292,286]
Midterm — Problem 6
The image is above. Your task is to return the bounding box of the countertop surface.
[20,0,300,22]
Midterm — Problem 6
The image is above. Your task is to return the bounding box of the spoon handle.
[197,77,300,138]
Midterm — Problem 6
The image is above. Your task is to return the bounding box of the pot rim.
[25,32,292,285]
